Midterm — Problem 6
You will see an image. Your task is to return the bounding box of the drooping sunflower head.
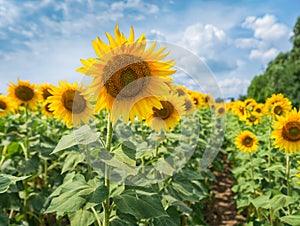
[245,112,262,126]
[271,108,300,154]
[146,94,185,132]
[48,81,93,128]
[77,24,175,123]
[7,79,40,110]
[231,100,246,120]
[0,95,14,117]
[39,83,55,101]
[235,130,259,153]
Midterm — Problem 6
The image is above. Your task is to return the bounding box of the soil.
[205,153,246,226]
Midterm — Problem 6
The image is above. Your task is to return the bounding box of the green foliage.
[247,17,300,107]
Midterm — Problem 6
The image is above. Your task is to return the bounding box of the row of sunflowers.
[225,94,300,225]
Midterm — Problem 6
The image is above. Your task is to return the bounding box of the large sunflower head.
[77,24,175,123]
[7,79,40,110]
[48,81,93,128]
[271,108,300,154]
[235,130,259,153]
[146,94,185,132]
[0,95,14,117]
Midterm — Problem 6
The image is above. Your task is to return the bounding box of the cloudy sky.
[0,0,299,99]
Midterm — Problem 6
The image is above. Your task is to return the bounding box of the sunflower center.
[184,99,192,111]
[255,108,262,113]
[62,90,87,114]
[242,136,253,147]
[273,105,283,115]
[104,54,151,99]
[0,101,7,110]
[15,85,34,101]
[42,89,52,100]
[177,88,185,96]
[193,97,198,105]
[218,107,225,115]
[45,103,54,113]
[153,101,174,120]
[282,121,300,142]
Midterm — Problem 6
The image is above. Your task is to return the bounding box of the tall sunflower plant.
[43,25,220,226]
[225,97,300,225]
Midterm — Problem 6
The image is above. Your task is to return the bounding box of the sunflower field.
[0,25,300,226]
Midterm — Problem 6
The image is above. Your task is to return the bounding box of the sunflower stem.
[285,153,292,214]
[103,113,113,226]
[249,153,255,194]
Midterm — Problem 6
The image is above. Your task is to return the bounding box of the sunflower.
[0,95,14,117]
[189,91,203,109]
[77,25,175,123]
[39,83,55,101]
[48,81,93,128]
[245,112,262,126]
[7,79,40,110]
[146,94,185,132]
[235,130,259,153]
[270,101,292,118]
[271,108,300,154]
[231,100,247,120]
[41,101,54,118]
[183,95,196,115]
[253,103,265,116]
[215,103,226,117]
[265,93,291,115]
[244,98,257,110]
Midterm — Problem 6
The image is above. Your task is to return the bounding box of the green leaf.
[85,185,109,209]
[121,141,136,161]
[114,190,167,219]
[250,194,271,209]
[61,151,85,174]
[69,209,95,226]
[270,194,294,213]
[0,174,30,193]
[0,209,8,226]
[52,125,99,154]
[280,215,300,225]
[153,216,178,226]
[45,174,98,216]
[0,176,10,194]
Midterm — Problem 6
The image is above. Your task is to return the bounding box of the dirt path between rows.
[205,153,246,226]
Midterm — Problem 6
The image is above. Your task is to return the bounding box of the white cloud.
[237,14,292,65]
[0,1,19,27]
[218,77,251,99]
[242,14,290,43]
[182,23,228,59]
[111,0,159,14]
[249,48,279,63]
[235,38,260,49]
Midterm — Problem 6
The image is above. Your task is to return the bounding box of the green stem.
[286,153,291,215]
[91,206,102,226]
[286,153,291,196]
[103,113,113,226]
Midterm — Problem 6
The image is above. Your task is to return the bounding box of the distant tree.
[247,16,300,107]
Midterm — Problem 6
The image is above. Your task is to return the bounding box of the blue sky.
[0,0,299,99]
